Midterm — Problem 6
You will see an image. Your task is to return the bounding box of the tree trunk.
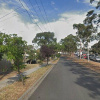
[17,64,20,73]
[80,40,82,59]
[47,57,49,65]
[18,65,24,85]
[87,43,90,62]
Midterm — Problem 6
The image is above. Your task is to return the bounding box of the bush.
[37,60,43,64]
[56,53,61,58]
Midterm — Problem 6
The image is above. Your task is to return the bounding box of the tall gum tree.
[32,32,57,64]
[32,32,57,46]
[60,34,78,56]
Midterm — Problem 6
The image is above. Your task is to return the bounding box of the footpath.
[0,63,47,89]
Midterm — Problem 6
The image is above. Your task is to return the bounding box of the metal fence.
[0,59,12,74]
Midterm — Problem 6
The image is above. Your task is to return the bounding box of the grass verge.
[0,64,39,82]
[68,56,100,73]
[0,59,59,100]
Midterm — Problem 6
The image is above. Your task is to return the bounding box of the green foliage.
[56,53,61,58]
[91,41,100,54]
[25,45,36,61]
[96,32,100,40]
[90,0,100,9]
[87,1,100,29]
[0,33,27,73]
[32,32,57,46]
[61,34,78,54]
[37,60,43,64]
[73,23,96,48]
[0,33,9,60]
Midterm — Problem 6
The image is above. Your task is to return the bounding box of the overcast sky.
[0,0,99,46]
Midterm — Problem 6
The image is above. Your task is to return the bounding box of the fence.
[0,59,12,75]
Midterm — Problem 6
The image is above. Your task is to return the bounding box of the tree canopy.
[60,34,78,55]
[40,45,55,64]
[32,32,57,46]
[91,41,100,54]
[6,34,27,73]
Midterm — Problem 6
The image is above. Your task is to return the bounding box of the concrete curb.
[18,64,55,100]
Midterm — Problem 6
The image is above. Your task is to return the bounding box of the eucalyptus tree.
[32,32,57,46]
[85,0,100,39]
[91,41,100,54]
[32,32,57,62]
[73,24,86,59]
[84,12,97,61]
[96,32,100,40]
[90,0,100,9]
[86,0,100,28]
[61,34,78,56]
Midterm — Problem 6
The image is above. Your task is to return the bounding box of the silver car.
[95,56,100,62]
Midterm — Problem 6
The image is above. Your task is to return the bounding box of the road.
[29,57,100,100]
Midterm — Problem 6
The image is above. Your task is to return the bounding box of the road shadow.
[64,59,100,99]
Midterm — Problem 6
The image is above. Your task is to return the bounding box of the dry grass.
[21,64,39,72]
[0,64,39,82]
[0,59,59,100]
[52,58,59,64]
[0,65,51,100]
[68,56,100,73]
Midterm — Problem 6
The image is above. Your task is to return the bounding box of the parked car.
[89,54,95,60]
[26,59,37,64]
[82,53,87,59]
[95,56,100,62]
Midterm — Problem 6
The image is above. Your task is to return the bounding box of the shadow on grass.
[6,72,28,84]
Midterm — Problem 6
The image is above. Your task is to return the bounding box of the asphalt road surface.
[29,57,100,100]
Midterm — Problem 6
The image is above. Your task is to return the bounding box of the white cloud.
[0,7,87,44]
[0,8,42,44]
[77,0,80,2]
[33,19,39,22]
[1,3,7,7]
[83,0,99,7]
[50,12,87,42]
[0,6,99,48]
[51,1,55,5]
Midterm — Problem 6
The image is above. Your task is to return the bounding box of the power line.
[18,0,43,32]
[39,0,53,32]
[0,9,27,23]
[28,0,47,31]
[0,6,22,21]
[22,0,47,32]
[0,10,28,29]
[34,0,50,31]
